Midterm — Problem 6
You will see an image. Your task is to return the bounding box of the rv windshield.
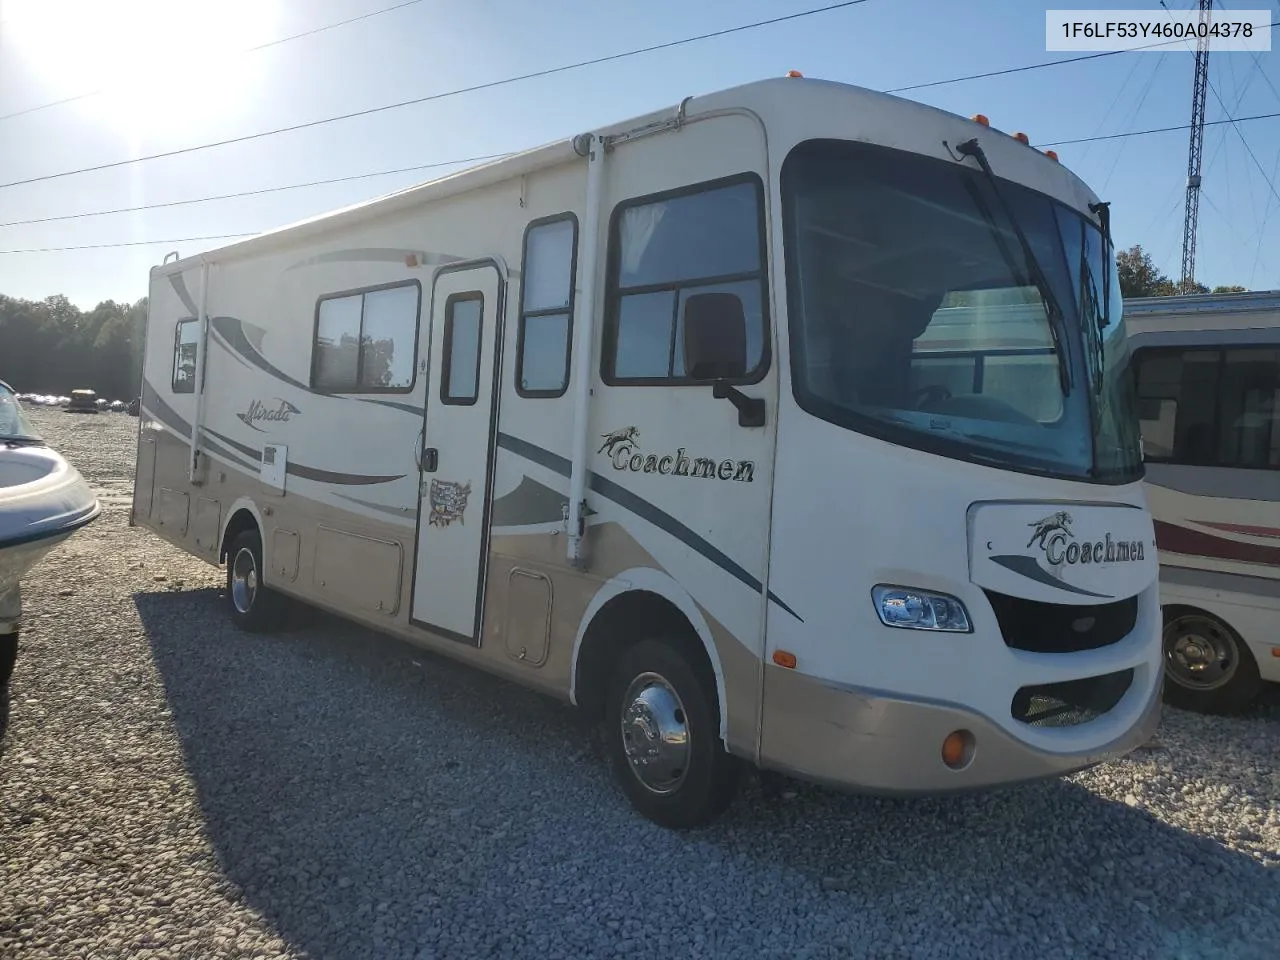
[780,138,1143,484]
[0,384,42,443]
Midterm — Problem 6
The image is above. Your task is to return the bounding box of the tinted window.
[517,216,577,396]
[604,176,768,384]
[442,294,483,405]
[1135,346,1280,468]
[172,320,199,394]
[313,282,420,393]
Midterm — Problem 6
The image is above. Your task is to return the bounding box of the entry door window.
[442,293,483,405]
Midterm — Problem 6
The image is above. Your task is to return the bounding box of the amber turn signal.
[941,730,975,769]
[772,649,797,669]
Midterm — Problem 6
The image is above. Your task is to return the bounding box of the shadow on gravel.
[138,588,1280,960]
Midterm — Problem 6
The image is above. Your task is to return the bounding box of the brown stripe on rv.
[1153,519,1280,566]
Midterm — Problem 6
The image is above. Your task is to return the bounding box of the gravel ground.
[1,406,1278,960]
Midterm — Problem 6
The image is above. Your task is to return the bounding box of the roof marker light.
[1013,132,1030,144]
[1044,150,1059,162]
[971,114,990,126]
[787,70,804,78]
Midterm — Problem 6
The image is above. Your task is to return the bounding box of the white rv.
[132,76,1162,827]
[1126,291,1280,713]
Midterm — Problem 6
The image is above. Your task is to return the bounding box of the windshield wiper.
[954,138,1072,397]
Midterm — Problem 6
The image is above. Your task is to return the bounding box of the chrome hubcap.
[620,672,690,795]
[1165,616,1236,690]
[231,547,258,615]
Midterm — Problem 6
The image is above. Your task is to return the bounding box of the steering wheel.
[914,384,952,408]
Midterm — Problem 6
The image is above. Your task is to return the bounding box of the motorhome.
[132,76,1161,827]
[1126,290,1280,714]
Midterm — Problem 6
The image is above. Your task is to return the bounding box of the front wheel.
[1162,608,1261,714]
[604,638,741,828]
[225,530,287,633]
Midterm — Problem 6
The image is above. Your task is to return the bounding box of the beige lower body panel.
[133,428,763,751]
[758,663,1162,794]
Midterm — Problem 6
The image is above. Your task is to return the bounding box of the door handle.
[422,447,439,472]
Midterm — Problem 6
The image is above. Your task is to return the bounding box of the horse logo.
[598,426,639,457]
[1027,511,1073,550]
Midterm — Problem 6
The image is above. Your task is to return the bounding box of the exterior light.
[971,114,990,126]
[872,585,972,633]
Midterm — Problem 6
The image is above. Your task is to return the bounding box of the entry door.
[410,262,505,643]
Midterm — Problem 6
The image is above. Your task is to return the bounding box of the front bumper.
[757,661,1162,794]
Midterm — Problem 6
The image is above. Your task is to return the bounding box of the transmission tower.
[1180,0,1213,294]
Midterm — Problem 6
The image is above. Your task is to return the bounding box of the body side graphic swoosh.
[1154,519,1280,566]
[497,432,803,623]
[989,555,1113,598]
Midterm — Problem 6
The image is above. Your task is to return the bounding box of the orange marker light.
[941,730,974,769]
[772,650,798,669]
[1044,149,1060,162]
[787,70,804,78]
[1013,132,1030,144]
[404,253,419,267]
[971,113,990,126]
[1271,647,1280,657]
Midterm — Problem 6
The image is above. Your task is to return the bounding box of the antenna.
[1180,0,1213,294]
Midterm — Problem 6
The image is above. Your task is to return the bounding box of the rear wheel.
[604,638,741,828]
[1162,608,1261,714]
[226,530,287,633]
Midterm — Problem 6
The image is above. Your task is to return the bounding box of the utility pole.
[1180,0,1212,294]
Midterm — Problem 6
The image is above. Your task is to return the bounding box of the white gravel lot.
[1,406,1277,960]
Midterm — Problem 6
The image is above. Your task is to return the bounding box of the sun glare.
[6,0,280,134]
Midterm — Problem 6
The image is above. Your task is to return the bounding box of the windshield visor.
[0,384,41,442]
[780,138,1143,483]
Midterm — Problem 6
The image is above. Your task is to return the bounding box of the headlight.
[872,585,972,633]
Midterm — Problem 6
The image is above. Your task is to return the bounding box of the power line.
[0,0,873,191]
[1036,110,1280,147]
[0,234,255,255]
[884,20,1277,94]
[4,105,1278,242]
[0,0,429,122]
[0,154,510,228]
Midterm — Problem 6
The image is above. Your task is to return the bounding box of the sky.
[0,0,1277,309]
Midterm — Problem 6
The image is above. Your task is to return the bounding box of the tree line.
[1117,244,1247,298]
[0,294,147,401]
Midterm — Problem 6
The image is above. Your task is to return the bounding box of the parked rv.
[132,76,1161,827]
[1126,290,1280,713]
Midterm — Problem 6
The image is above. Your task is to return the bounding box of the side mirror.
[682,292,765,427]
[682,292,747,380]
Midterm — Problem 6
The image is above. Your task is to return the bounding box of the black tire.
[0,630,16,748]
[225,529,287,633]
[604,637,741,828]
[1162,607,1262,714]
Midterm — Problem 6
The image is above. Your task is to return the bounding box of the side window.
[172,319,199,394]
[312,282,420,393]
[517,215,577,397]
[442,293,483,405]
[603,175,769,385]
[1218,348,1280,468]
[1135,346,1280,468]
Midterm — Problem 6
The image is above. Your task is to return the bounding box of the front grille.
[984,590,1137,654]
[1011,669,1133,728]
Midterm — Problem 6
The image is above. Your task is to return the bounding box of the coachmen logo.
[598,426,755,483]
[237,398,300,433]
[1028,510,1145,566]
